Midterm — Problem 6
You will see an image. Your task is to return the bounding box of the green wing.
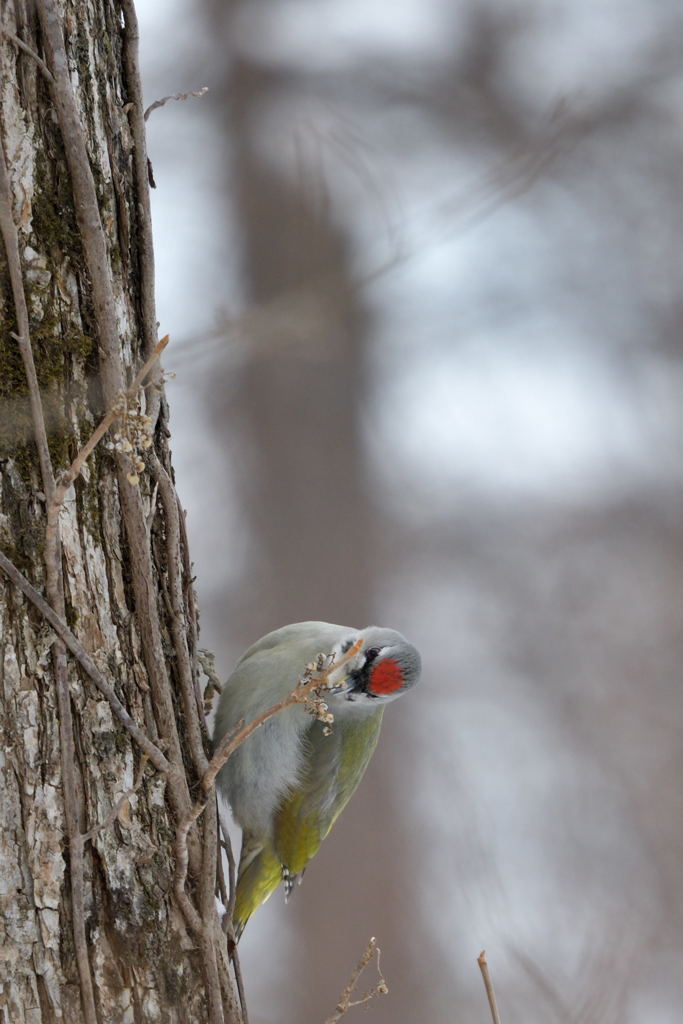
[233,837,282,941]
[273,709,384,877]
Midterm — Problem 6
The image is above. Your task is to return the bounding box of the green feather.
[232,708,384,936]
[233,838,282,941]
[274,710,384,875]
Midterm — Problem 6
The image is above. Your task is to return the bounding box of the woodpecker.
[213,621,421,939]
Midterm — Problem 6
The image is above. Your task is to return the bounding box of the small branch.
[199,648,223,710]
[199,801,226,1024]
[149,455,207,775]
[0,27,53,81]
[477,951,502,1024]
[178,495,202,717]
[0,550,171,775]
[324,937,388,1024]
[120,0,159,361]
[232,948,249,1024]
[43,335,169,676]
[204,638,363,795]
[216,815,229,915]
[38,0,129,409]
[216,806,249,1021]
[78,755,149,847]
[50,334,169,511]
[144,86,209,121]
[217,804,237,927]
[54,642,98,1024]
[0,137,55,500]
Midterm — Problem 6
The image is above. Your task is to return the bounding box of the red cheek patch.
[369,658,404,695]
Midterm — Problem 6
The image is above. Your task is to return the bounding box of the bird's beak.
[325,657,354,693]
[327,674,354,696]
[326,639,365,697]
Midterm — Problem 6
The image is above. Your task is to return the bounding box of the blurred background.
[138,1,683,1021]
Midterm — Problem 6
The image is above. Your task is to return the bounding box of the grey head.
[328,625,421,708]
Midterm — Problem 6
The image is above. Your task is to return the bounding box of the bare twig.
[324,937,388,1024]
[148,455,207,774]
[0,137,55,500]
[120,0,159,364]
[51,642,99,1024]
[217,805,248,1021]
[178,494,202,714]
[78,755,149,847]
[232,951,249,1024]
[217,804,237,926]
[49,334,169,511]
[216,818,229,914]
[478,951,502,1024]
[204,638,363,795]
[0,550,171,775]
[199,649,223,711]
[144,86,209,121]
[37,0,126,401]
[0,27,53,81]
[199,801,225,1024]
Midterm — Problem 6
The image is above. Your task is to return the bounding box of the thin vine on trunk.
[0,2,242,1020]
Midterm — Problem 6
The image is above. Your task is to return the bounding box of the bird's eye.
[365,647,381,664]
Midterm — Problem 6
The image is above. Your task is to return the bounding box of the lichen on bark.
[0,3,239,1021]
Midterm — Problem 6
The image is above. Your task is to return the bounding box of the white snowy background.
[137,2,683,1021]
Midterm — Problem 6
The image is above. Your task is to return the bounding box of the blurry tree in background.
[141,0,683,1021]
[209,48,375,638]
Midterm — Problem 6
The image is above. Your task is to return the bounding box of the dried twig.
[478,950,502,1024]
[217,803,237,924]
[48,335,169,511]
[217,805,249,1021]
[144,86,209,121]
[0,550,171,775]
[0,26,53,81]
[37,0,125,399]
[49,639,97,1024]
[205,638,362,794]
[199,801,225,1024]
[324,937,388,1024]
[39,329,167,653]
[177,492,202,710]
[0,137,54,499]
[78,755,150,847]
[148,454,207,774]
[120,0,159,364]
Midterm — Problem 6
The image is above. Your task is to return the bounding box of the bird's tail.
[233,834,282,941]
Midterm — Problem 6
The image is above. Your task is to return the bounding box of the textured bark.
[0,3,239,1021]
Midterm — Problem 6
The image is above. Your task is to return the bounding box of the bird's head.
[328,626,421,706]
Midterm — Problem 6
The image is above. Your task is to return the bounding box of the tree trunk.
[0,2,239,1021]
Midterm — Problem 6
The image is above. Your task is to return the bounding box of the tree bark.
[0,2,239,1021]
